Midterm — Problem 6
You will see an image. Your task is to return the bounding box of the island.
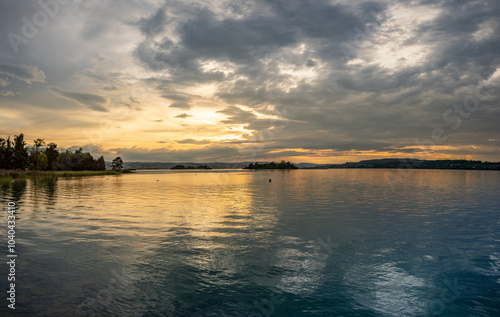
[171,164,212,170]
[243,161,298,169]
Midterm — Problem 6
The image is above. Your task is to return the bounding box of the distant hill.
[106,159,500,171]
[304,159,500,171]
[357,158,423,164]
[107,161,320,170]
[106,161,254,170]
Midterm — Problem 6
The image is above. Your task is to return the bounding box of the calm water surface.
[1,169,499,316]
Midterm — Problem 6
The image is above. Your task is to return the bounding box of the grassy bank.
[0,169,134,180]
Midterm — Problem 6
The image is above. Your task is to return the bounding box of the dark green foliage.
[13,134,28,170]
[56,148,104,171]
[1,133,108,171]
[45,142,59,171]
[244,161,298,169]
[95,156,106,171]
[30,138,45,170]
[0,137,13,169]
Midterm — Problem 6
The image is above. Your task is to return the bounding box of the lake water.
[1,169,499,316]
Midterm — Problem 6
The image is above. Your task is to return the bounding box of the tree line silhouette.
[0,133,105,171]
[244,161,298,169]
[171,164,212,170]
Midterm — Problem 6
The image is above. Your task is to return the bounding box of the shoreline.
[0,169,134,181]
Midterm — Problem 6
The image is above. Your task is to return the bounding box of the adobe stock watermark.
[318,234,463,316]
[385,74,500,191]
[6,202,17,310]
[316,234,362,266]
[7,0,73,54]
[249,291,286,317]
[426,278,463,316]
[246,235,341,317]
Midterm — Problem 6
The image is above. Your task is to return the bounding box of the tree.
[13,133,28,170]
[111,157,123,171]
[30,138,46,170]
[34,138,45,153]
[94,156,106,171]
[2,133,107,171]
[243,161,298,169]
[29,149,48,170]
[37,152,48,170]
[0,137,14,170]
[45,142,58,171]
[0,137,11,169]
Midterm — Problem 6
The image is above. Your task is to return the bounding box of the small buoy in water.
[269,179,272,182]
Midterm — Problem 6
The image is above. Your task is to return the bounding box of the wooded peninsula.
[1,133,105,171]
[0,133,129,180]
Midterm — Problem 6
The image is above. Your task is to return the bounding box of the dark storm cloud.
[137,2,376,115]
[179,10,296,62]
[132,0,375,89]
[134,6,168,36]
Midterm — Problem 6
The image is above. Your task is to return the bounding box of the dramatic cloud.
[1,0,499,162]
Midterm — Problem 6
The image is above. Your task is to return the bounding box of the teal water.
[1,169,499,316]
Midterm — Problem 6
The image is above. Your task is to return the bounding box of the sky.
[0,0,499,163]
